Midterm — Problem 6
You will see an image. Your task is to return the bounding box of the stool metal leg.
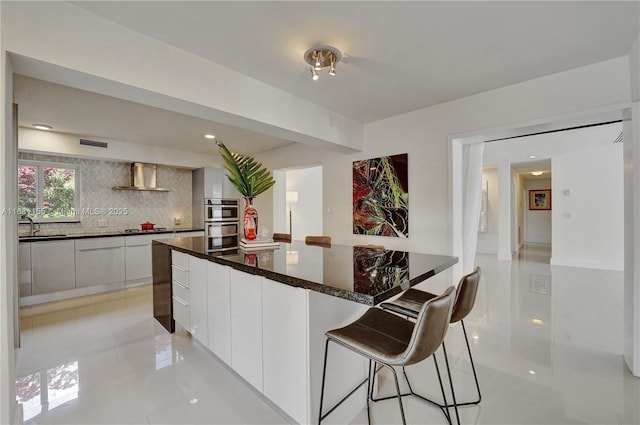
[460,319,482,405]
[318,339,330,425]
[388,364,407,425]
[366,360,373,424]
[441,342,461,425]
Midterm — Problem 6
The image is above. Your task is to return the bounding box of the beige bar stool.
[318,286,459,425]
[380,266,482,409]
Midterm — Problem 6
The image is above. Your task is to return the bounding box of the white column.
[624,102,640,376]
[497,162,513,261]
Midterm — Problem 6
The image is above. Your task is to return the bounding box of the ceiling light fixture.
[33,124,52,131]
[531,171,544,176]
[528,155,537,159]
[204,134,216,139]
[304,46,342,81]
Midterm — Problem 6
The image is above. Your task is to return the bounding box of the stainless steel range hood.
[112,162,170,192]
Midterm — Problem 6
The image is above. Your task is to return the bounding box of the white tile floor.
[15,246,640,424]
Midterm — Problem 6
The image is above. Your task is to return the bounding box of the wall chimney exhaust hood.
[112,163,170,192]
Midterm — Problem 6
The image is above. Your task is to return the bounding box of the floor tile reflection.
[15,248,640,424]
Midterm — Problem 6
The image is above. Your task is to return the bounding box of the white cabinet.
[125,234,156,283]
[31,240,76,295]
[230,268,263,392]
[188,256,208,346]
[262,278,309,424]
[171,250,190,330]
[207,262,231,365]
[75,237,125,288]
[19,242,32,297]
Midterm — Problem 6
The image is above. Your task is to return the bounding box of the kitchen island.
[152,236,457,424]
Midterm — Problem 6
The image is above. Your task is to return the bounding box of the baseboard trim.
[550,257,623,271]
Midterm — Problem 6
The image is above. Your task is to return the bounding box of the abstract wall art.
[353,153,408,237]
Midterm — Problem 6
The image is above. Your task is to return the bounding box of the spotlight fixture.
[531,171,544,176]
[304,46,342,81]
[33,124,52,131]
[204,134,216,139]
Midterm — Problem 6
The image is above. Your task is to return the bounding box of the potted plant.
[217,140,276,240]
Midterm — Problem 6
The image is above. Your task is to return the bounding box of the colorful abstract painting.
[353,153,408,237]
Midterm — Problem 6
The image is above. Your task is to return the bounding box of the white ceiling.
[14,75,294,155]
[13,1,639,155]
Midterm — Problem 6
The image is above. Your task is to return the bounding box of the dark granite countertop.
[156,236,458,305]
[18,227,204,242]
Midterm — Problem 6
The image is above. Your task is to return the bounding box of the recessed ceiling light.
[530,318,544,325]
[531,171,544,176]
[528,370,536,375]
[204,134,216,139]
[472,334,479,340]
[33,124,52,130]
[528,155,537,159]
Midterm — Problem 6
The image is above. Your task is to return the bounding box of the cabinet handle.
[172,265,187,272]
[173,281,187,290]
[173,296,188,306]
[77,246,123,252]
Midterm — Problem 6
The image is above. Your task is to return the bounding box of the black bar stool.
[318,286,459,425]
[380,266,482,409]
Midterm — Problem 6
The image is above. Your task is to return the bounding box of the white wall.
[524,177,552,244]
[515,173,525,249]
[0,47,18,424]
[552,143,623,270]
[477,168,499,254]
[19,127,217,169]
[286,166,323,241]
[257,57,631,259]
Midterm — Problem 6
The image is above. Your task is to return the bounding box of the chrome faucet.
[20,215,40,236]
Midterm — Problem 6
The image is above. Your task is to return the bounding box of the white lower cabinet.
[19,242,32,297]
[262,278,309,424]
[207,262,231,365]
[125,234,156,283]
[31,240,76,295]
[229,268,263,392]
[75,237,125,288]
[171,250,190,330]
[188,256,208,346]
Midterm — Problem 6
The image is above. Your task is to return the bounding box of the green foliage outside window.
[18,162,78,220]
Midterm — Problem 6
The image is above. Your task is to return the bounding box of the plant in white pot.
[217,140,276,240]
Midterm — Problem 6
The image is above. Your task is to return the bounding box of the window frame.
[18,160,81,223]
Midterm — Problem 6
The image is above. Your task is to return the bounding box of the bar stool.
[318,286,458,425]
[305,235,331,247]
[272,232,291,242]
[380,266,482,408]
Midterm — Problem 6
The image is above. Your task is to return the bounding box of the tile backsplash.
[18,153,193,236]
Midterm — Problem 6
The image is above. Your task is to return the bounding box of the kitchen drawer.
[172,250,189,269]
[172,280,189,302]
[125,234,157,247]
[173,295,190,330]
[76,236,125,250]
[171,265,189,287]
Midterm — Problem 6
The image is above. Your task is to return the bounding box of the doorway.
[272,165,323,241]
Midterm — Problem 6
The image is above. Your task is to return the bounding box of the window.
[18,160,80,222]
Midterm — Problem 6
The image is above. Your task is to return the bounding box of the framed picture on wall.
[529,189,551,210]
